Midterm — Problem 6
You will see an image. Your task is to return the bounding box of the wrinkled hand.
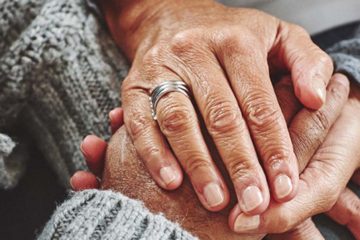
[71,74,360,239]
[98,0,334,214]
[229,75,360,238]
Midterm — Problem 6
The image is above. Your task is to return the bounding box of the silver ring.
[149,81,191,120]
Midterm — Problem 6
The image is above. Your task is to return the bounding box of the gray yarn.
[38,190,197,240]
[1,0,360,190]
[327,26,360,83]
[0,2,196,238]
[0,0,360,239]
[0,0,128,188]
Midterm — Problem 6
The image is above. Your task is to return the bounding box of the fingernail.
[109,110,116,121]
[234,213,260,232]
[241,186,263,212]
[274,174,293,199]
[159,166,176,185]
[312,81,326,103]
[203,182,224,207]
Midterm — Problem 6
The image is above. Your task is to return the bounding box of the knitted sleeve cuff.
[38,189,197,240]
[327,38,360,84]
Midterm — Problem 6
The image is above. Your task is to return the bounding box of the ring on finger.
[149,80,191,120]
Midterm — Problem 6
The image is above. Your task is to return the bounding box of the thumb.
[267,219,324,240]
[274,22,333,110]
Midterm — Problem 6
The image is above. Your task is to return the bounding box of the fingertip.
[109,107,123,120]
[229,204,242,232]
[273,174,298,202]
[331,73,350,89]
[269,154,299,203]
[235,175,270,215]
[296,83,326,110]
[109,108,124,133]
[70,171,99,191]
[80,135,107,174]
[229,204,261,233]
[158,165,183,190]
[81,135,107,158]
[202,181,231,212]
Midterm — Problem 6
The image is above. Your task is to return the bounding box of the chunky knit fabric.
[328,27,360,83]
[1,0,360,191]
[0,1,196,238]
[0,0,128,189]
[0,0,360,239]
[38,190,197,240]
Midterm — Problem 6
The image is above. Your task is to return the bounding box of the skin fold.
[90,74,360,239]
[102,126,254,240]
[97,0,336,216]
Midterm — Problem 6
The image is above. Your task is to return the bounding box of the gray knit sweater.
[0,0,359,239]
[38,190,195,240]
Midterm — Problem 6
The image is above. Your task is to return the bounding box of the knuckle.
[227,158,254,181]
[185,157,213,177]
[322,192,339,212]
[139,144,162,162]
[275,212,296,233]
[290,24,309,37]
[206,98,242,134]
[318,52,333,70]
[170,30,201,54]
[264,149,290,167]
[244,90,281,130]
[311,110,330,132]
[142,44,164,67]
[159,101,194,135]
[127,111,152,141]
[216,29,257,55]
[121,76,135,93]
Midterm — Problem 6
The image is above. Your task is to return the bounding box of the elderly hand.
[98,0,334,214]
[71,74,359,238]
[229,74,360,237]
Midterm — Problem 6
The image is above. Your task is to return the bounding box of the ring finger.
[155,78,230,211]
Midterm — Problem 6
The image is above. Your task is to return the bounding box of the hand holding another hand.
[71,74,360,239]
[99,0,334,216]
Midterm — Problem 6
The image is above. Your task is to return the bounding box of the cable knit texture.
[0,0,360,239]
[0,0,359,190]
[38,190,197,240]
[0,0,128,188]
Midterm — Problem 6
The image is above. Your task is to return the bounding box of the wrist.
[98,0,216,60]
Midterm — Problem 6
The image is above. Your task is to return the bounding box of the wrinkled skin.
[100,74,360,239]
[99,0,336,215]
[102,126,261,240]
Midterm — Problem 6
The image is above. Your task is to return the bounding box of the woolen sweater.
[0,0,359,239]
